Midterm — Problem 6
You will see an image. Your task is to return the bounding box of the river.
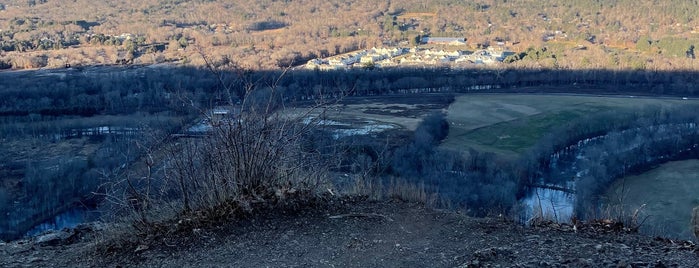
[24,207,99,237]
[520,123,699,238]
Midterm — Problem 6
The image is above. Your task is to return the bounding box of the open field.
[442,94,698,156]
[603,160,699,240]
[289,93,697,156]
[286,94,454,135]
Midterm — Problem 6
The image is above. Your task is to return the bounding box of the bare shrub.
[164,109,330,218]
[590,202,647,233]
[594,178,649,233]
[97,54,335,238]
[10,54,48,69]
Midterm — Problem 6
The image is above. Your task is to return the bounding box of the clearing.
[285,94,454,134]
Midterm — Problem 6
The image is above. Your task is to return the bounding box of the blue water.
[24,207,99,237]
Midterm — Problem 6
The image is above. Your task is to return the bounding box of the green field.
[603,160,699,240]
[292,93,697,157]
[442,94,696,156]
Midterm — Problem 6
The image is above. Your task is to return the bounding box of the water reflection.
[25,208,99,237]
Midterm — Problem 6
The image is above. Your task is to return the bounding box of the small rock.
[561,258,591,266]
[134,244,149,253]
[473,247,512,262]
[654,260,668,268]
[629,261,648,267]
[595,244,604,251]
[616,259,628,267]
[27,257,44,263]
[35,230,75,246]
[474,248,497,261]
[526,235,541,243]
[4,244,31,255]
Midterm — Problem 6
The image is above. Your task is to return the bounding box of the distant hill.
[0,0,697,69]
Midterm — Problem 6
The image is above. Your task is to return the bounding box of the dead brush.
[598,203,648,233]
[93,52,340,251]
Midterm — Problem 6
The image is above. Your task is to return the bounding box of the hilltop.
[1,200,697,267]
[1,1,699,265]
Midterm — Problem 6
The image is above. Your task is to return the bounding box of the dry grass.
[348,174,446,208]
[387,178,439,206]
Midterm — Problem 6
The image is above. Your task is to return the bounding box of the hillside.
[1,200,697,267]
[1,0,698,69]
[1,1,699,265]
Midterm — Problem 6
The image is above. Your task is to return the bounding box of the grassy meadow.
[604,160,699,240]
[442,94,697,156]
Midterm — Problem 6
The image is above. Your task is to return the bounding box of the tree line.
[3,66,699,139]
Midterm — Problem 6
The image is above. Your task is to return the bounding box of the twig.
[328,213,393,221]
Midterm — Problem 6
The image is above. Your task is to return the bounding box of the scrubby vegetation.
[101,94,334,237]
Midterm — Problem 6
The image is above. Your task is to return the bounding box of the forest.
[0,0,698,70]
[2,64,699,240]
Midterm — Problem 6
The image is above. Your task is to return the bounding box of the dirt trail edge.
[1,201,697,267]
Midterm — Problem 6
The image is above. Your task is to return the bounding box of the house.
[454,56,472,64]
[425,49,460,57]
[373,47,407,57]
[360,55,384,64]
[305,58,326,69]
[487,47,516,61]
[420,37,467,45]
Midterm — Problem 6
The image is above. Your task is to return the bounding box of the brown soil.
[1,200,697,267]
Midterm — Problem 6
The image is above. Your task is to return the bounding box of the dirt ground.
[1,200,697,267]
